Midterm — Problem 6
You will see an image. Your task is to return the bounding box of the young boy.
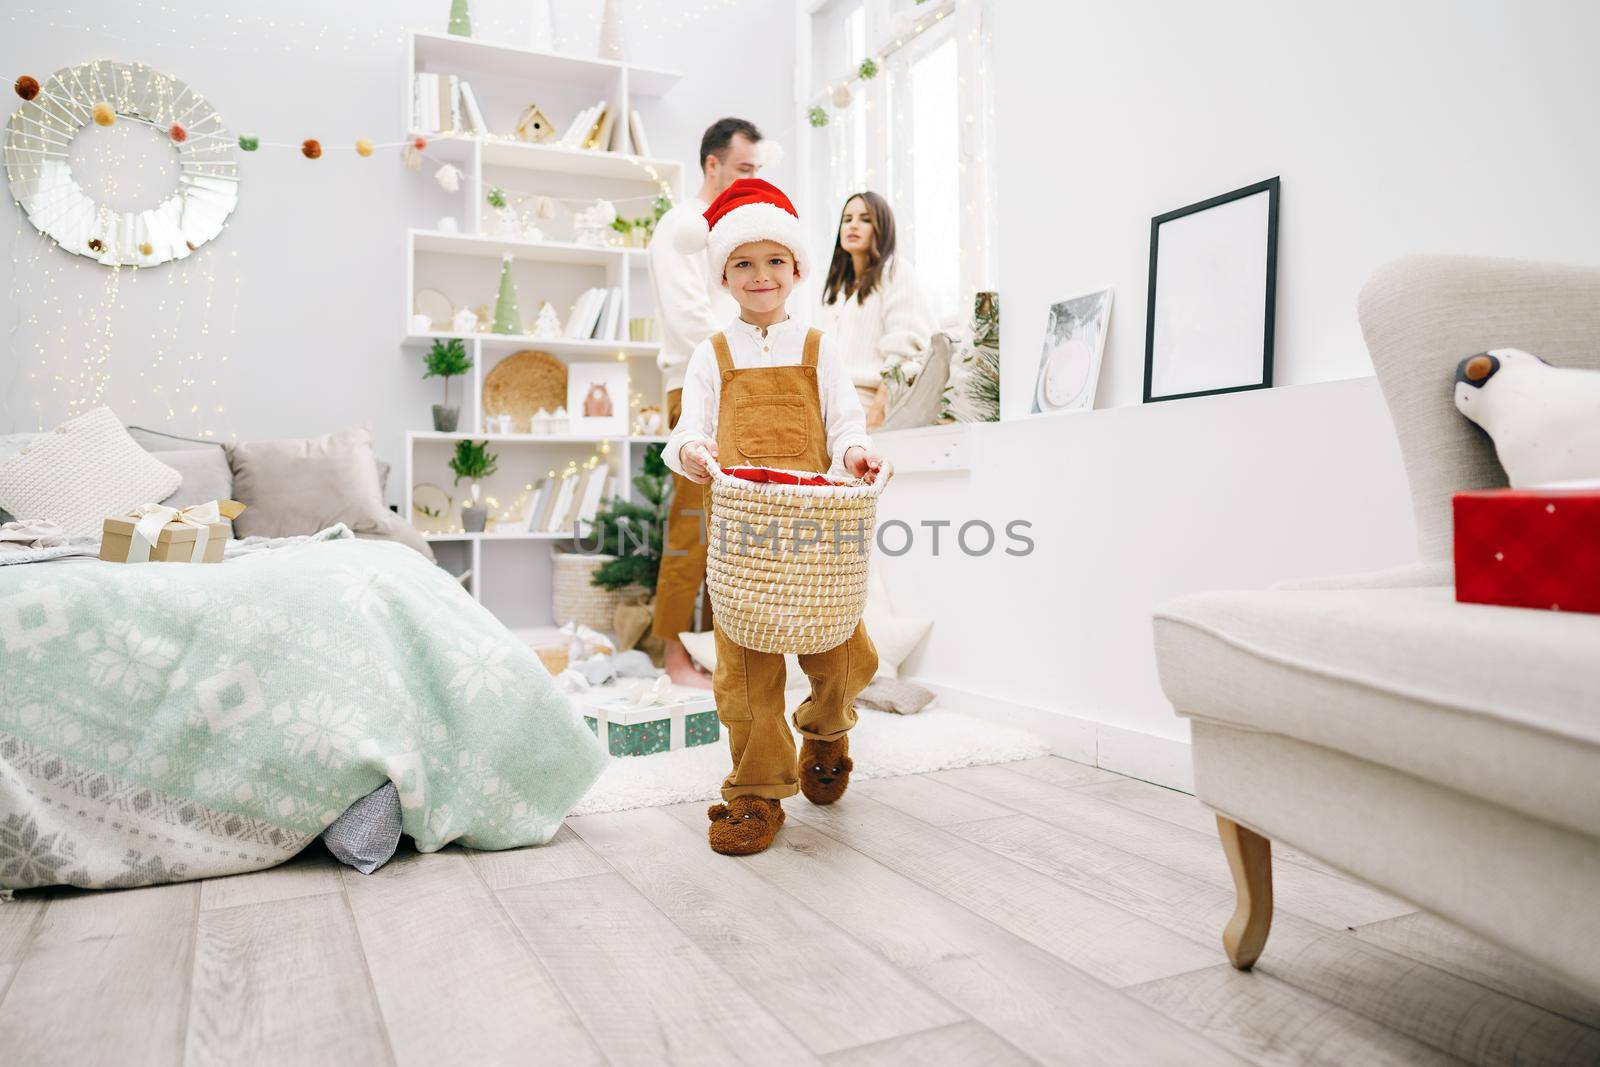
[664,178,893,856]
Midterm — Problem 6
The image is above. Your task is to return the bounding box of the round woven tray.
[483,350,567,426]
[705,467,882,655]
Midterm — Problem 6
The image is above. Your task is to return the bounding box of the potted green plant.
[424,338,472,432]
[449,438,499,532]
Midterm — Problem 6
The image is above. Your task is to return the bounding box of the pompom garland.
[168,122,187,142]
[355,138,373,157]
[238,135,259,151]
[14,74,39,100]
[301,138,321,159]
[92,102,116,126]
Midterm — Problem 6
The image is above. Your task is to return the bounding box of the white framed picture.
[567,361,628,437]
[1144,177,1279,403]
[1032,287,1113,415]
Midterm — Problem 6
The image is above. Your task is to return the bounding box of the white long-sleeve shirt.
[649,198,738,393]
[816,257,937,395]
[662,315,872,481]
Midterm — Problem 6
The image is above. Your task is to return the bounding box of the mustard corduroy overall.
[708,327,879,801]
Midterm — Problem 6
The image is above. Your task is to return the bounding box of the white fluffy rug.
[570,704,1050,817]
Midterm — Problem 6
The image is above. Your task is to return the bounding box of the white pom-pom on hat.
[674,214,710,254]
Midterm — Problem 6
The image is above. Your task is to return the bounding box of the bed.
[0,525,606,892]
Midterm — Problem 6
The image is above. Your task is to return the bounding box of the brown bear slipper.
[707,795,785,856]
[800,736,853,805]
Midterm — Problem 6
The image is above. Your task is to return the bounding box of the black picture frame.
[1142,177,1280,404]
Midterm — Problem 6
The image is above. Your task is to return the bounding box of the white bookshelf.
[401,31,683,629]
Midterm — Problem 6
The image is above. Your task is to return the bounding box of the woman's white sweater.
[816,258,937,398]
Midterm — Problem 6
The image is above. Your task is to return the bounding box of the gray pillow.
[132,424,394,500]
[225,426,433,561]
[321,783,402,874]
[856,676,936,715]
[157,448,235,508]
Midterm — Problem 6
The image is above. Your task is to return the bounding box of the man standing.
[650,117,764,687]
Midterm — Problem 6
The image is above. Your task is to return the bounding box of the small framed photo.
[1143,177,1279,403]
[1033,287,1113,415]
[567,360,628,437]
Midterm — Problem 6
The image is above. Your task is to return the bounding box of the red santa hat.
[673,178,810,284]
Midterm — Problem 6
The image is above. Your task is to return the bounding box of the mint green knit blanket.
[0,529,605,890]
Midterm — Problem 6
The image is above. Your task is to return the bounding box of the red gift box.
[1453,487,1600,614]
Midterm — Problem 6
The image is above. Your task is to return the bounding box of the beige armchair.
[1152,255,1600,997]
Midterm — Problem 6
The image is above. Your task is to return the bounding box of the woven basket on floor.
[552,550,644,632]
[704,465,883,655]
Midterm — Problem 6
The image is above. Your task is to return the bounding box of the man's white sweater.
[648,197,738,394]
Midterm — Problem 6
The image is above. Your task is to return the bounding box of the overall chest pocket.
[733,394,809,458]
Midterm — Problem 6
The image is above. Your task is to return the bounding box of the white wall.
[871,0,1598,780]
[0,1,795,505]
[995,0,1600,415]
[879,376,1417,777]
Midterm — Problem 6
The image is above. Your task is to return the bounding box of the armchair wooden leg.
[1217,815,1273,970]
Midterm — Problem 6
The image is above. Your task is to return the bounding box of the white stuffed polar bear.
[1454,348,1600,487]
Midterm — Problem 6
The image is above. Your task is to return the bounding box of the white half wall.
[879,375,1418,785]
[994,0,1600,416]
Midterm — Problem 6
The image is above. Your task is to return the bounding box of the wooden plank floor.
[1,756,1596,1066]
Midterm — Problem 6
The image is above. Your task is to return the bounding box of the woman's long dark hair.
[822,191,896,306]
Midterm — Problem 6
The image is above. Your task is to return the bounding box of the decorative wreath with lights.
[5,60,240,267]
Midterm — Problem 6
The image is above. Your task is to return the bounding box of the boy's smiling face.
[723,240,797,316]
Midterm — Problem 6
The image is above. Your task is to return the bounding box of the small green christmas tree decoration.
[587,444,671,592]
[423,338,472,407]
[447,0,472,37]
[491,253,522,334]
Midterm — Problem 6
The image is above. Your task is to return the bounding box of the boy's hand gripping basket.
[702,460,884,655]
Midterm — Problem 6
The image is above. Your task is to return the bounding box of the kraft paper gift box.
[576,687,720,757]
[100,500,246,564]
[1453,486,1600,614]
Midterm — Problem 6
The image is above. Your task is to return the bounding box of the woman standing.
[817,192,937,429]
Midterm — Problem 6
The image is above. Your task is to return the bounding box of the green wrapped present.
[577,687,720,758]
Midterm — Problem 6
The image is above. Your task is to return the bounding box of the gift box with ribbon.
[99,500,247,564]
[573,677,720,757]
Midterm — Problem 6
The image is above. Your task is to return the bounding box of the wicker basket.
[552,550,645,632]
[704,465,883,655]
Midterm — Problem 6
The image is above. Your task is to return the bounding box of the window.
[803,0,995,325]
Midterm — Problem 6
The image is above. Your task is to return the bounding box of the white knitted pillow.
[0,407,182,537]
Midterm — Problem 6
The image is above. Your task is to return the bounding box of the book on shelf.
[596,287,623,342]
[412,73,462,134]
[563,288,605,339]
[573,467,609,537]
[628,109,652,158]
[523,477,552,532]
[459,81,487,134]
[442,75,460,134]
[592,107,616,152]
[556,105,586,147]
[545,470,581,533]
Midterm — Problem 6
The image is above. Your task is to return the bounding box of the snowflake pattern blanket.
[0,528,606,891]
